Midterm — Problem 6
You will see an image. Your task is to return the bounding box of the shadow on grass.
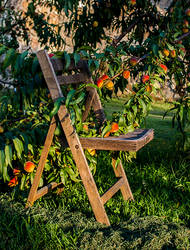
[0,194,190,250]
[1,100,190,249]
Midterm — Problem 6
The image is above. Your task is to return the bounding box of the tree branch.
[112,17,141,47]
[175,31,190,43]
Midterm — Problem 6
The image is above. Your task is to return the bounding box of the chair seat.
[80,129,154,152]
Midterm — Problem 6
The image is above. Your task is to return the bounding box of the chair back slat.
[50,58,64,72]
[51,58,90,72]
[37,50,106,124]
[37,50,63,101]
[57,73,90,85]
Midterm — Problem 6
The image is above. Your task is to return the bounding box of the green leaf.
[152,44,158,56]
[101,124,111,137]
[179,105,184,122]
[88,59,93,69]
[85,83,99,91]
[66,89,76,107]
[20,174,26,190]
[39,177,43,187]
[148,65,152,75]
[44,114,51,122]
[3,163,9,182]
[125,98,133,108]
[28,144,34,154]
[119,115,125,127]
[20,133,29,154]
[138,98,147,114]
[69,107,76,125]
[79,50,89,58]
[109,64,114,77]
[50,97,65,117]
[64,52,71,69]
[70,92,85,105]
[93,60,99,69]
[5,144,12,168]
[60,169,66,185]
[73,104,82,122]
[132,105,137,116]
[32,56,39,74]
[0,45,7,56]
[0,149,5,177]
[2,48,16,70]
[77,45,92,51]
[65,168,80,182]
[166,42,174,51]
[13,137,23,159]
[115,158,120,168]
[73,53,80,65]
[19,51,28,67]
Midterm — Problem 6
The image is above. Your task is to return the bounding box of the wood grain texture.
[26,117,56,208]
[82,87,96,122]
[57,73,89,85]
[51,58,89,72]
[112,158,134,201]
[101,177,124,205]
[91,88,106,124]
[38,50,110,225]
[57,105,110,225]
[27,49,154,226]
[37,50,64,101]
[80,129,154,152]
[34,182,62,201]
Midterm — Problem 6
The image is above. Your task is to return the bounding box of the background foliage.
[0,0,189,190]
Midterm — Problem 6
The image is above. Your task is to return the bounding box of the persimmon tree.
[0,0,189,189]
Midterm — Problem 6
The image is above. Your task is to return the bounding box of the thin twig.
[110,70,123,80]
[112,17,141,47]
[0,79,16,86]
[175,31,190,43]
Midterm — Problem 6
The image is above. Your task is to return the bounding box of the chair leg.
[112,158,134,201]
[57,106,110,225]
[80,170,111,226]
[25,117,56,208]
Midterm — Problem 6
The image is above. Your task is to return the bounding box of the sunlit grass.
[1,99,190,249]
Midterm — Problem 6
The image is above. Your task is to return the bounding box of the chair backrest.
[37,50,106,124]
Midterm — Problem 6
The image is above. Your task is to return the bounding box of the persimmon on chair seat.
[26,50,154,226]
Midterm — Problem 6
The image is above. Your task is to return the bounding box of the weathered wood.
[58,105,110,225]
[51,57,89,72]
[38,50,110,226]
[91,88,106,124]
[80,129,154,152]
[101,177,125,205]
[82,87,96,122]
[34,182,62,201]
[26,117,56,208]
[57,73,89,85]
[112,158,134,201]
[37,51,64,101]
[26,49,154,226]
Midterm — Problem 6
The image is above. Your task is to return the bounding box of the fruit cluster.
[8,161,35,188]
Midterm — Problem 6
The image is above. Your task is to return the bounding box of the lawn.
[0,100,190,249]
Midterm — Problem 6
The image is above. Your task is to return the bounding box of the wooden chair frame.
[26,50,154,226]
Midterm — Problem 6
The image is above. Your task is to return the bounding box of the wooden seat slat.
[57,73,89,85]
[80,129,154,152]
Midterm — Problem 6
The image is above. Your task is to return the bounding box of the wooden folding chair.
[26,50,154,226]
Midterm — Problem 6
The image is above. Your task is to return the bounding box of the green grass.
[1,100,190,249]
